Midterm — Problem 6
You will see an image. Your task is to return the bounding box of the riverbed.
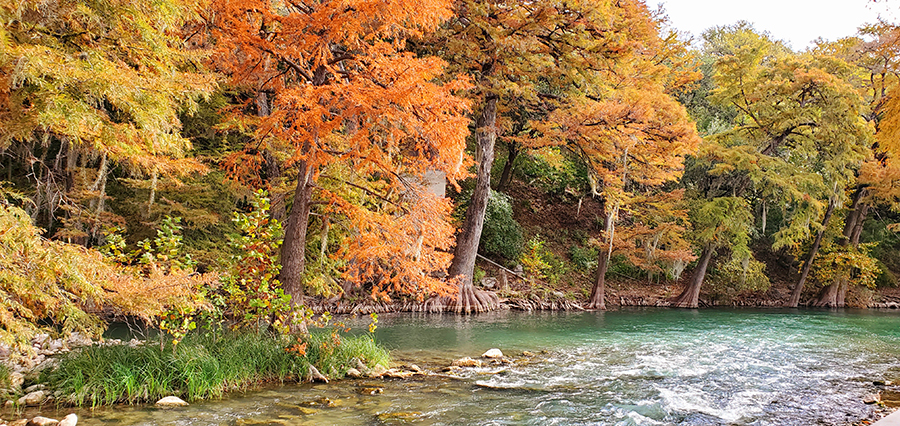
[34,308,900,425]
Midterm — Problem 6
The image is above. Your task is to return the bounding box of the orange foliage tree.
[204,0,472,305]
[531,4,701,310]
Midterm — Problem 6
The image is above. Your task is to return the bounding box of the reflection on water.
[40,309,900,425]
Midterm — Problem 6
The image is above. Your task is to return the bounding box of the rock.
[406,364,422,373]
[522,351,535,357]
[26,417,57,426]
[482,348,504,359]
[8,372,24,392]
[30,334,49,347]
[306,365,328,383]
[4,400,14,408]
[353,358,368,372]
[18,391,46,406]
[881,390,900,408]
[356,386,383,395]
[875,380,895,386]
[57,414,77,426]
[155,396,188,407]
[383,369,414,379]
[296,407,317,415]
[863,393,881,404]
[480,277,498,289]
[23,384,45,394]
[10,420,29,426]
[451,357,482,367]
[345,368,362,378]
[367,365,388,378]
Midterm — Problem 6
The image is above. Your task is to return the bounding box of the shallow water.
[40,308,900,425]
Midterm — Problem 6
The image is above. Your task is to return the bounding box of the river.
[71,308,900,425]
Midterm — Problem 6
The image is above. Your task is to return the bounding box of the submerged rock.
[482,349,503,359]
[451,357,482,367]
[881,390,900,408]
[155,396,188,407]
[356,386,383,395]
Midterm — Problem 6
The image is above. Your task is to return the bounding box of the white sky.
[657,0,897,49]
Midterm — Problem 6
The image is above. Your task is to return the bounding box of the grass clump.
[45,330,389,407]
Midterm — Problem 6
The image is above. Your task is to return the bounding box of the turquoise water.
[70,309,900,425]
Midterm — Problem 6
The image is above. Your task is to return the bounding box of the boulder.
[18,391,46,406]
[451,357,482,367]
[345,368,362,378]
[25,417,57,426]
[481,348,504,359]
[155,396,189,407]
[58,414,78,426]
[10,420,29,426]
[405,364,422,373]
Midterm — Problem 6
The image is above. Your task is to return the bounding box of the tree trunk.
[280,159,314,305]
[588,248,610,310]
[587,210,613,310]
[446,94,499,314]
[496,141,519,192]
[811,187,868,308]
[787,198,836,307]
[671,246,714,308]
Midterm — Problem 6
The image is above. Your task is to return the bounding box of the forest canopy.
[3,0,900,350]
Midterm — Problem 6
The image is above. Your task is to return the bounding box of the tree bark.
[588,248,610,310]
[496,141,519,192]
[787,198,836,307]
[447,94,499,314]
[280,159,314,305]
[587,210,613,310]
[671,246,714,308]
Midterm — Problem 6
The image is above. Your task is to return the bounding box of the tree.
[0,0,215,240]
[205,0,471,306]
[687,24,871,308]
[533,10,701,310]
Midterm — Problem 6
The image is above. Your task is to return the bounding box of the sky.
[657,0,897,49]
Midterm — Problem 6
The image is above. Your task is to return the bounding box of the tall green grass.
[44,331,390,407]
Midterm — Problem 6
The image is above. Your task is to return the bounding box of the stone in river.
[25,417,57,426]
[452,357,482,367]
[155,396,189,407]
[58,414,78,426]
[482,348,504,359]
[346,367,362,378]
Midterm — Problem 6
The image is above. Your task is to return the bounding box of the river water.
[70,308,900,425]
